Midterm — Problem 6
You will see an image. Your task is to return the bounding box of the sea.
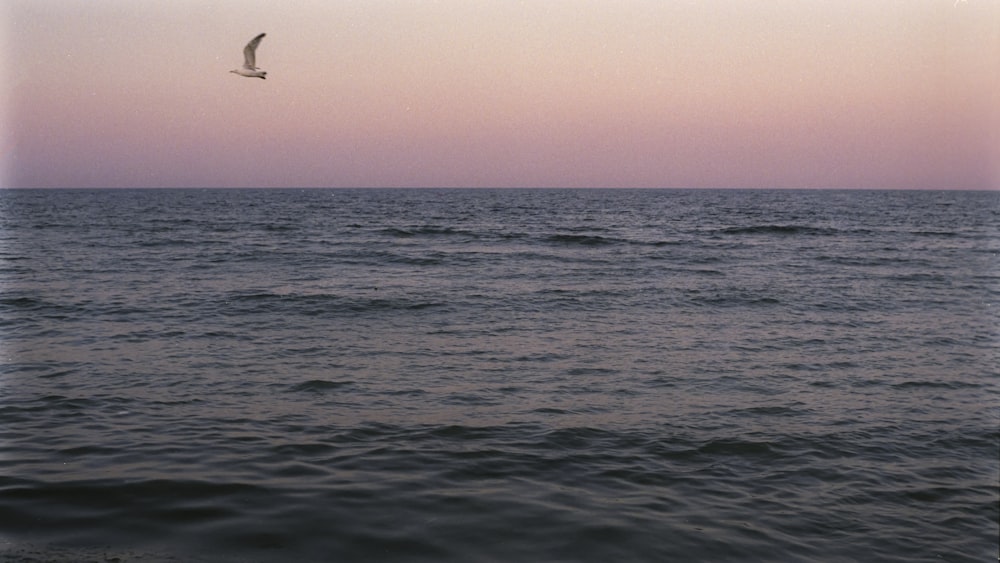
[0,188,997,562]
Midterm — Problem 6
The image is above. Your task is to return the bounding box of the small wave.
[546,234,615,246]
[288,380,354,393]
[696,438,777,457]
[0,296,82,317]
[717,225,834,236]
[136,238,200,247]
[39,368,77,379]
[364,298,441,312]
[443,393,497,406]
[229,292,285,302]
[816,255,925,268]
[688,293,781,307]
[1,296,41,308]
[891,380,982,390]
[912,230,959,237]
[729,405,808,417]
[533,407,570,415]
[380,226,478,238]
[380,227,418,237]
[36,395,100,411]
[383,388,429,397]
[676,267,725,277]
[226,292,441,315]
[566,367,618,377]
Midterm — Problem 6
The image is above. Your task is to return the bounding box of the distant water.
[0,188,997,562]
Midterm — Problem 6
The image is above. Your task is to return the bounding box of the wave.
[2,417,996,561]
[0,296,43,308]
[546,234,615,246]
[0,296,82,316]
[912,230,960,237]
[380,226,479,238]
[287,380,355,393]
[225,291,442,315]
[891,380,984,390]
[136,238,202,248]
[716,225,838,236]
[373,227,695,249]
[686,291,781,307]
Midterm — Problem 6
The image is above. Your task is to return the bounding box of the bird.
[230,33,267,79]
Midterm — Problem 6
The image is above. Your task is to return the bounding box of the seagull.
[230,33,267,79]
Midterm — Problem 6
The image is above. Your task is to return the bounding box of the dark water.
[0,188,997,562]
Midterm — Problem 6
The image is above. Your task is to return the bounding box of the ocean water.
[0,188,997,562]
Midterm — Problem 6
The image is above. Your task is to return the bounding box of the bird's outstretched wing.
[243,33,266,70]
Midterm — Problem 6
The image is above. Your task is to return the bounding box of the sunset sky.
[4,0,998,189]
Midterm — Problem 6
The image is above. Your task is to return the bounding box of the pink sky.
[4,0,998,189]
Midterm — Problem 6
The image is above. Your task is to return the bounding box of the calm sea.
[0,188,997,562]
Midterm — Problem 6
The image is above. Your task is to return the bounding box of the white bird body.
[230,33,267,79]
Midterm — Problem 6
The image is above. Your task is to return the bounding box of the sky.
[3,0,998,189]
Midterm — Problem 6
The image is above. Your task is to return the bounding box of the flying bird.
[230,33,267,79]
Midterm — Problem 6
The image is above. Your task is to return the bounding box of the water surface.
[1,188,997,561]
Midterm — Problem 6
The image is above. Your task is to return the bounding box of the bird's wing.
[243,33,266,69]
